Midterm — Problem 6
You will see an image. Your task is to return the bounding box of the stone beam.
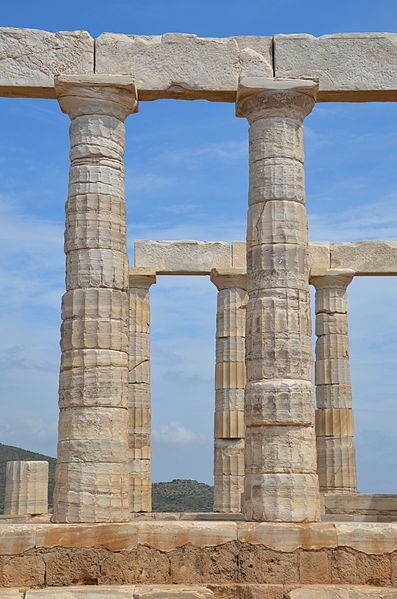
[274,33,397,102]
[0,28,94,98]
[330,241,397,275]
[134,240,397,277]
[95,33,273,101]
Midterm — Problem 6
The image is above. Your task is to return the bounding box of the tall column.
[236,78,320,522]
[128,267,156,512]
[211,268,247,513]
[4,461,48,516]
[311,269,357,494]
[54,75,138,523]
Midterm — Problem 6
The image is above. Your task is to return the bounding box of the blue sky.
[1,0,397,493]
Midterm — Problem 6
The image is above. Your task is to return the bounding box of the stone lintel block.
[330,241,397,275]
[247,200,308,246]
[244,473,321,522]
[232,241,246,268]
[245,380,314,426]
[59,365,128,408]
[53,462,129,522]
[214,439,245,476]
[215,362,246,390]
[316,313,348,337]
[245,425,317,474]
[324,493,397,517]
[309,243,331,277]
[274,33,397,102]
[96,33,273,101]
[4,461,48,516]
[0,28,93,98]
[213,475,244,513]
[315,359,351,385]
[214,410,245,438]
[315,408,355,437]
[134,240,233,273]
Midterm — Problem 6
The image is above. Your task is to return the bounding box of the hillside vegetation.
[0,444,213,513]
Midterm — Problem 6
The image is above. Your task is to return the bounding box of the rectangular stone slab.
[95,33,273,101]
[0,28,94,98]
[274,33,397,102]
[330,241,397,275]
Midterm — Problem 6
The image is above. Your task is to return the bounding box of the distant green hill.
[0,444,213,514]
[152,479,213,512]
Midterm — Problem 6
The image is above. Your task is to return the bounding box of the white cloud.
[153,422,201,446]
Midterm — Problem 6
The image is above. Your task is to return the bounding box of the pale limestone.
[288,587,397,599]
[245,380,314,426]
[4,461,48,516]
[135,587,214,599]
[134,240,233,273]
[237,82,320,523]
[274,32,397,102]
[324,493,397,518]
[211,268,247,514]
[95,33,272,101]
[312,270,357,494]
[330,241,397,274]
[0,28,93,98]
[0,592,23,599]
[53,76,137,524]
[26,588,135,598]
[128,270,156,513]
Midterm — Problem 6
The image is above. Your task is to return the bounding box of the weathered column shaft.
[128,268,156,512]
[311,269,357,493]
[4,461,48,516]
[211,268,247,513]
[54,75,138,523]
[237,79,320,522]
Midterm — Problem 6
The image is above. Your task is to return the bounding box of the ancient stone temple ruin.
[1,27,397,597]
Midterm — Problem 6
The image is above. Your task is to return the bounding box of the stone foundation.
[1,521,397,589]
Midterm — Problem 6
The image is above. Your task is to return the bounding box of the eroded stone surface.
[0,28,93,98]
[4,461,48,516]
[274,33,397,101]
[95,33,272,101]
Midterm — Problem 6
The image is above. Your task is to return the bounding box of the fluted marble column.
[236,78,320,522]
[128,267,156,512]
[311,269,357,494]
[54,75,138,523]
[4,461,48,516]
[211,268,247,513]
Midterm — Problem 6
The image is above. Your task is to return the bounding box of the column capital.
[129,267,157,289]
[311,269,355,290]
[55,74,138,120]
[236,77,318,123]
[210,268,247,291]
